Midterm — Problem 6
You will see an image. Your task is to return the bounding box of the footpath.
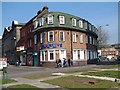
[2,68,120,89]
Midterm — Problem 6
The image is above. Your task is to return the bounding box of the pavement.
[2,67,119,89]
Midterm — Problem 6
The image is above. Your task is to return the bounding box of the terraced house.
[19,6,98,67]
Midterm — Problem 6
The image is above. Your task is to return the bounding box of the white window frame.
[80,34,83,44]
[48,31,54,42]
[59,31,65,42]
[48,50,55,61]
[79,20,83,28]
[40,51,45,62]
[30,39,32,47]
[59,16,65,24]
[90,36,92,44]
[72,18,77,26]
[34,21,38,29]
[40,33,43,43]
[73,33,77,42]
[39,17,44,26]
[80,50,85,60]
[48,15,53,24]
[34,34,37,44]
[73,50,78,60]
[84,22,88,30]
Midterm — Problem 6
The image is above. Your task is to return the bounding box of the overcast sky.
[1,2,118,44]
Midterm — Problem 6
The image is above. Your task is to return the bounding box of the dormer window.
[79,20,83,28]
[34,20,38,29]
[59,16,65,24]
[84,22,88,30]
[72,18,76,26]
[39,17,44,26]
[89,24,91,31]
[48,15,53,24]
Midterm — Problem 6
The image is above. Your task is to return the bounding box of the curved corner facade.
[19,7,98,67]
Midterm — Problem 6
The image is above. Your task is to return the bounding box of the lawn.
[2,78,17,84]
[82,70,119,78]
[3,84,42,90]
[43,76,118,90]
[23,74,53,79]
[100,65,119,69]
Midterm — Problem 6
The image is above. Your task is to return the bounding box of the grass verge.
[2,78,17,84]
[43,76,118,90]
[82,70,119,78]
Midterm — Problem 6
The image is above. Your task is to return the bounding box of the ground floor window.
[80,50,85,60]
[73,50,78,60]
[48,50,55,61]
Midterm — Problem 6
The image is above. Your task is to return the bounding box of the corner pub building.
[19,6,98,67]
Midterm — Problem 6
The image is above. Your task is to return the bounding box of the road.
[6,64,117,78]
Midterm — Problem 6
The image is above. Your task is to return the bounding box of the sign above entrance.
[41,43,62,49]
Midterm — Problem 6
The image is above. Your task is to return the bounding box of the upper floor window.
[79,20,83,28]
[48,31,54,42]
[72,18,77,26]
[89,36,92,44]
[89,24,92,31]
[47,15,53,24]
[34,34,37,44]
[84,22,88,30]
[34,20,38,29]
[86,35,88,43]
[73,33,77,42]
[59,32,65,42]
[39,17,44,26]
[59,16,65,24]
[40,32,44,43]
[80,34,83,44]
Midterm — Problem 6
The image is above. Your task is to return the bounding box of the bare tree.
[96,25,109,46]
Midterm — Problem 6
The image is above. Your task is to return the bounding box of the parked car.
[0,61,7,71]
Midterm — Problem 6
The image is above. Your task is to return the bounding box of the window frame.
[80,34,83,44]
[59,31,65,42]
[34,34,37,44]
[72,18,77,26]
[48,31,54,42]
[47,15,53,24]
[59,16,65,24]
[79,20,83,28]
[73,33,77,42]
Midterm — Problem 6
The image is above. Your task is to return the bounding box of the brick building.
[19,6,98,67]
[2,21,25,64]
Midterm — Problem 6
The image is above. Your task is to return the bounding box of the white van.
[0,61,7,70]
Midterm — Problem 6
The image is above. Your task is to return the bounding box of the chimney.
[42,6,48,11]
[37,10,42,15]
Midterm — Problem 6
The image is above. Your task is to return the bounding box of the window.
[80,50,85,59]
[40,33,43,43]
[73,50,78,60]
[34,21,38,29]
[86,35,88,43]
[59,32,65,41]
[48,32,54,42]
[79,20,83,28]
[72,18,76,26]
[34,34,37,44]
[48,50,55,61]
[89,36,92,44]
[39,17,44,26]
[73,33,77,42]
[59,16,65,24]
[84,22,88,29]
[89,24,91,31]
[80,34,83,43]
[48,15,53,24]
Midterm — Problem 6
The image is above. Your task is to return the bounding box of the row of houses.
[2,6,98,67]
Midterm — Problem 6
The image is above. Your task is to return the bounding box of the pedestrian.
[68,58,71,67]
[71,59,73,66]
[56,59,59,68]
[63,58,67,67]
[58,59,62,68]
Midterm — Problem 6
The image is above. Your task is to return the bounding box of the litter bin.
[3,67,7,79]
